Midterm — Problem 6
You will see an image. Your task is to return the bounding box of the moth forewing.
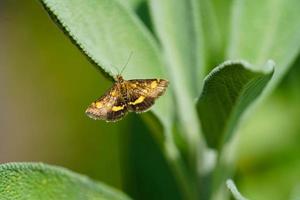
[126,79,168,113]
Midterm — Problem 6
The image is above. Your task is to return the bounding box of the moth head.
[115,75,124,82]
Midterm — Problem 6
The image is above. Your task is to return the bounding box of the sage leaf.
[197,60,274,149]
[0,162,131,200]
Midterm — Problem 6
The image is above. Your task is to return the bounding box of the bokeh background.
[0,0,125,189]
[1,1,300,199]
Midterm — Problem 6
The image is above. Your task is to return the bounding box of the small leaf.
[226,179,248,200]
[0,162,131,200]
[39,0,173,126]
[197,60,274,149]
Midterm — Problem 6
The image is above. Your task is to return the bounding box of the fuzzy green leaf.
[150,0,204,96]
[197,60,274,149]
[0,162,131,200]
[121,0,146,9]
[193,0,223,73]
[39,0,173,126]
[203,0,234,72]
[228,0,300,91]
[149,0,202,141]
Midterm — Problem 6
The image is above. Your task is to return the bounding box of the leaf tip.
[263,59,275,73]
[226,179,248,200]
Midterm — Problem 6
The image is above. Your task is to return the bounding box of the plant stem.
[164,139,199,200]
[210,142,237,200]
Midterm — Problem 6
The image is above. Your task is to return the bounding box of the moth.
[85,75,169,122]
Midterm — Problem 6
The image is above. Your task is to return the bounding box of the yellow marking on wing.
[112,105,125,112]
[95,102,103,108]
[111,90,117,97]
[150,81,158,89]
[129,96,145,105]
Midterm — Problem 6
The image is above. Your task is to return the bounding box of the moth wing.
[85,84,127,122]
[126,79,168,113]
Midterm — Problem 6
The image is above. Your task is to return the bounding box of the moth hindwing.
[86,75,169,122]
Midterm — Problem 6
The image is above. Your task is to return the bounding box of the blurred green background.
[0,0,125,189]
[1,1,300,199]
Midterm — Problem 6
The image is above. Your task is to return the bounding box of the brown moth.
[85,75,169,122]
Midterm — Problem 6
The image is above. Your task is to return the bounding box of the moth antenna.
[109,65,119,75]
[120,51,133,75]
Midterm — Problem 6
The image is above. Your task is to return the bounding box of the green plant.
[1,0,300,199]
